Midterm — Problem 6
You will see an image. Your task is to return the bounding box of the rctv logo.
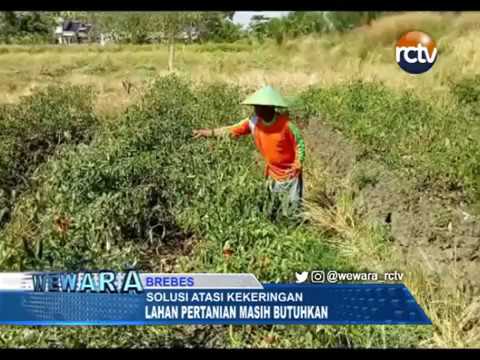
[396,31,438,74]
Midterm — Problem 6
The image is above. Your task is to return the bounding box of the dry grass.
[412,265,480,347]
[353,12,453,45]
[3,12,480,114]
[303,156,480,348]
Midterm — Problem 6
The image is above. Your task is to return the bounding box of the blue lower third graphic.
[0,284,431,326]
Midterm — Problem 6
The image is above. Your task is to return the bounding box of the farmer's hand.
[192,129,212,138]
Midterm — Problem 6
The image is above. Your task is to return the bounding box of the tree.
[215,20,243,42]
[265,18,287,45]
[90,12,157,44]
[196,12,243,42]
[159,12,201,71]
[222,12,236,21]
[249,15,270,40]
[249,11,385,42]
[0,12,18,38]
[17,12,53,35]
[325,12,383,32]
[0,11,55,43]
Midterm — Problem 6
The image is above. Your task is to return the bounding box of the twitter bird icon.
[295,272,309,283]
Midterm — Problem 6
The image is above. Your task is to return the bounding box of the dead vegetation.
[303,120,480,348]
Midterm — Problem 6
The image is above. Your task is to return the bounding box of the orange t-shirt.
[228,113,305,181]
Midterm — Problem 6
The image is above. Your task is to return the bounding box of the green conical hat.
[242,85,288,107]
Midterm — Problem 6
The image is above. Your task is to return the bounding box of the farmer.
[193,85,305,220]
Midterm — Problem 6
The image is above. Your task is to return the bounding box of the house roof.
[62,21,91,33]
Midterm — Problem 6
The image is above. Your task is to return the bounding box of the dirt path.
[305,120,480,295]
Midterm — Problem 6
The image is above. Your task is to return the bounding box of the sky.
[232,11,290,28]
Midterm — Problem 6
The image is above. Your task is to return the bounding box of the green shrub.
[0,85,98,227]
[296,80,480,200]
[0,76,338,277]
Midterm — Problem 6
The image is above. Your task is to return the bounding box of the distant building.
[55,19,92,45]
[54,18,200,45]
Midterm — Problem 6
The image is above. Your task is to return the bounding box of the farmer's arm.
[288,122,306,169]
[193,118,251,139]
